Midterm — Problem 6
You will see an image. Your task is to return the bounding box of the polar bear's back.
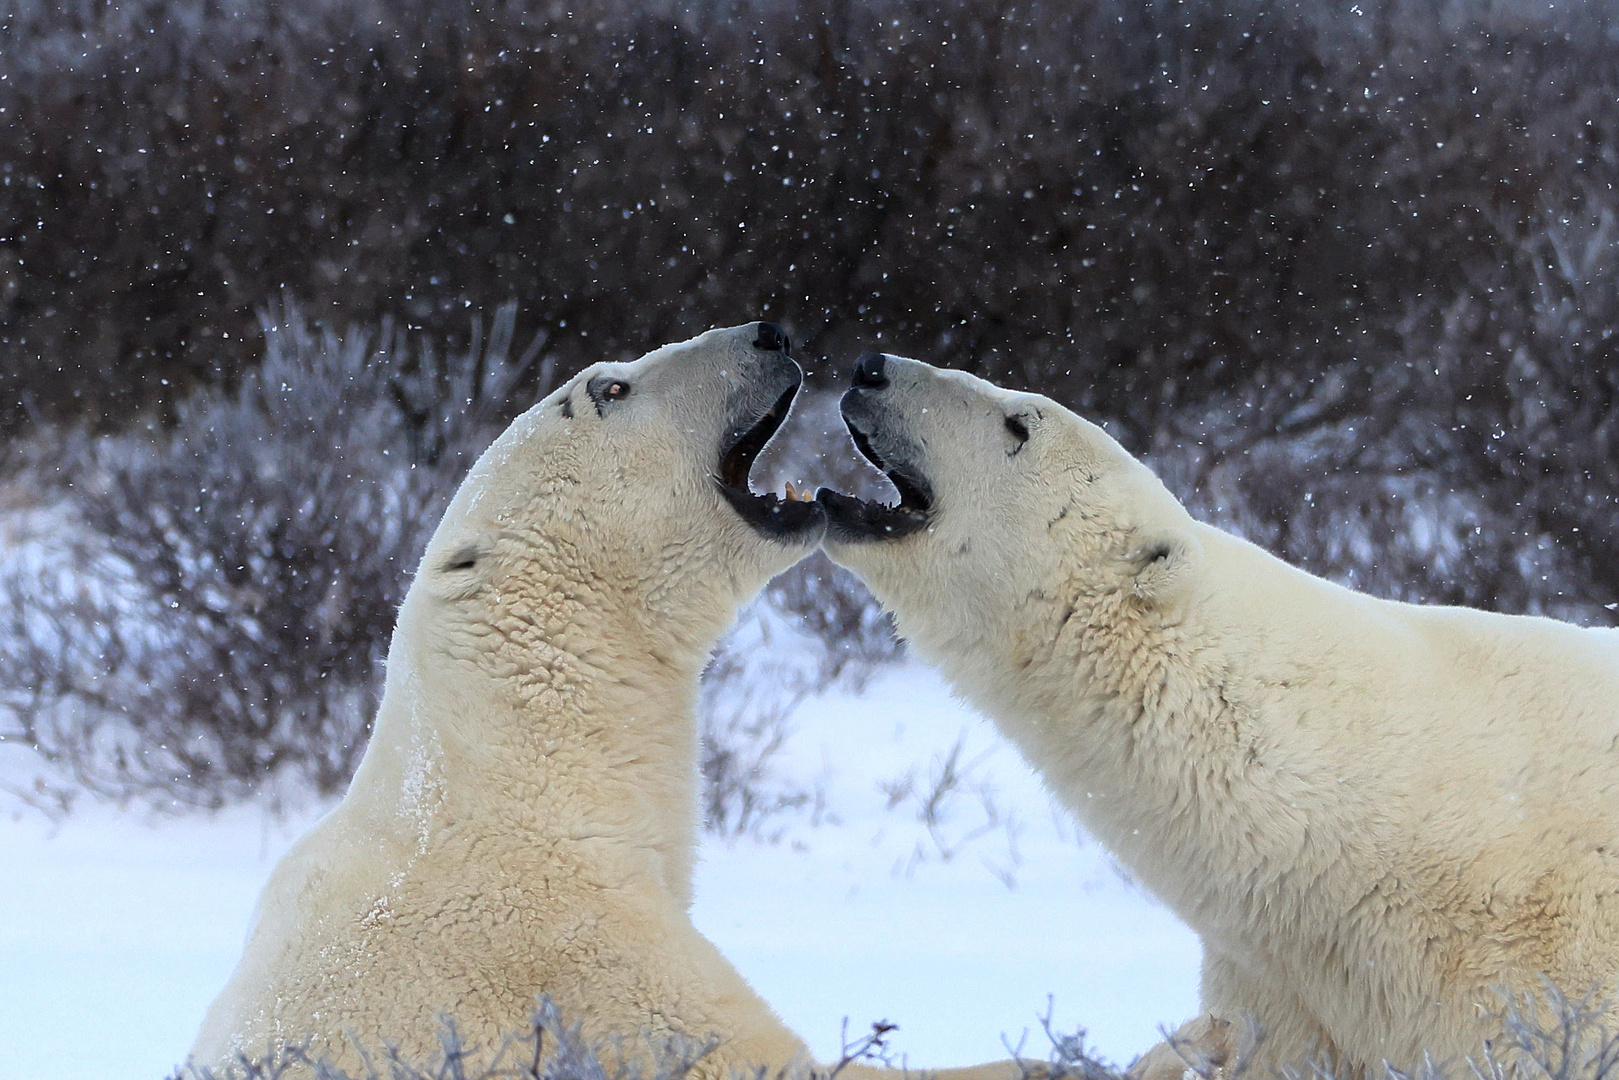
[1194,521,1619,771]
[1098,520,1619,1069]
[1190,522,1619,978]
[190,800,424,1065]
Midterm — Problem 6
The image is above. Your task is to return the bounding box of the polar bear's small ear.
[1127,528,1200,604]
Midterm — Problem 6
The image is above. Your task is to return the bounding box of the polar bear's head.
[412,322,823,657]
[816,352,1198,661]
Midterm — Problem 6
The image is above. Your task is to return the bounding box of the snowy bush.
[168,997,720,1080]
[0,303,545,806]
[699,557,898,840]
[165,997,987,1080]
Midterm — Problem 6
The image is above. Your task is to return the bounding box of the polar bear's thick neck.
[341,583,707,907]
[926,520,1409,944]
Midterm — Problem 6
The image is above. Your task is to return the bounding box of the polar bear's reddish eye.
[586,375,633,413]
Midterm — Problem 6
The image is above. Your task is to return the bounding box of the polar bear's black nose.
[851,352,889,390]
[753,322,791,355]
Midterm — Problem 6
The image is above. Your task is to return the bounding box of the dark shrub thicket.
[3,0,1619,807]
[3,0,1618,619]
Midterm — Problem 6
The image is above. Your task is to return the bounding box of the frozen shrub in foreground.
[153,971,1619,1080]
[169,997,718,1080]
[169,998,943,1080]
[1115,984,1619,1080]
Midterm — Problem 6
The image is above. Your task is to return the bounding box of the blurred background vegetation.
[1,0,1616,813]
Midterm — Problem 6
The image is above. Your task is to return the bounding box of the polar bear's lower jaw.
[816,416,934,542]
[815,486,931,542]
[718,480,825,541]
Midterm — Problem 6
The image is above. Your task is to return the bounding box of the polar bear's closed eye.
[440,544,481,573]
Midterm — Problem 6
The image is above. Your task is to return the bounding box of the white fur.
[823,357,1619,1079]
[191,327,1023,1080]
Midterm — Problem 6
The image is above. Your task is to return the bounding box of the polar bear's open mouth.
[816,417,934,543]
[716,379,825,542]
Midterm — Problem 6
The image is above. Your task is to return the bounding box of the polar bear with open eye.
[190,325,1026,1080]
[817,350,1619,1080]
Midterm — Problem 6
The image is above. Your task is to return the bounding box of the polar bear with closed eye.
[817,350,1619,1080]
[189,325,1025,1080]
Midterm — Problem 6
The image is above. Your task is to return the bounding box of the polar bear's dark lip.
[816,487,931,542]
[816,421,933,542]
[717,382,798,490]
[845,425,932,510]
[714,382,826,542]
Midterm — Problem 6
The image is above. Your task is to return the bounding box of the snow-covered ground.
[1,663,1200,1080]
